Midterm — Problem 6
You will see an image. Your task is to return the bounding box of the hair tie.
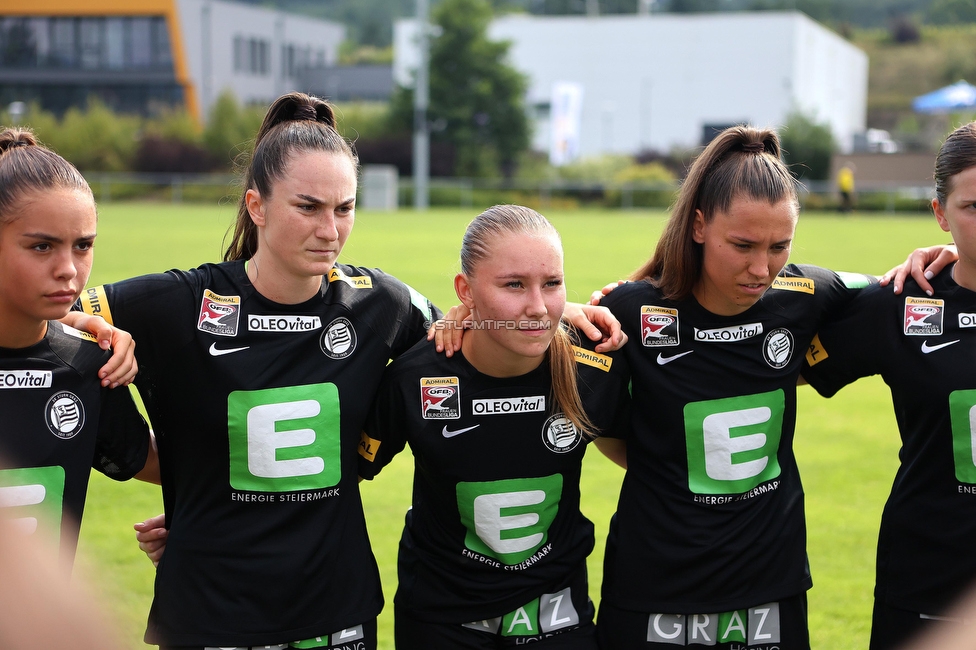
[742,142,765,154]
[293,104,318,122]
[8,140,29,148]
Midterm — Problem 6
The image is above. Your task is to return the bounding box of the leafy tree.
[669,0,721,11]
[391,0,530,177]
[778,111,835,181]
[928,0,976,24]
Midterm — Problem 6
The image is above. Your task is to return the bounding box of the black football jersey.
[359,333,630,623]
[598,264,872,613]
[79,261,437,647]
[803,266,976,614]
[0,321,150,568]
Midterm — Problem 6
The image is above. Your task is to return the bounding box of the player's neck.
[245,256,322,305]
[461,331,545,378]
[0,315,47,349]
[952,260,976,293]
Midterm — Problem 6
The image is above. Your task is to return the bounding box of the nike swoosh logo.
[209,342,250,356]
[657,350,693,365]
[442,424,480,438]
[920,339,960,354]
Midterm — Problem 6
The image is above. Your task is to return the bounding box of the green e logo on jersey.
[684,390,785,494]
[456,474,562,565]
[227,383,341,492]
[949,390,976,483]
[0,466,65,550]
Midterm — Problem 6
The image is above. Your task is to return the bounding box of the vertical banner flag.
[550,82,584,166]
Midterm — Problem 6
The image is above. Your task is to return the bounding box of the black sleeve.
[92,385,151,480]
[794,264,877,329]
[571,329,631,440]
[388,278,442,360]
[802,283,888,398]
[358,364,411,480]
[77,271,201,355]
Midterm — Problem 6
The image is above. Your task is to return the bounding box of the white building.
[178,0,343,118]
[395,12,867,155]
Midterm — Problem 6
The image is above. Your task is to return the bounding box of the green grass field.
[76,203,948,649]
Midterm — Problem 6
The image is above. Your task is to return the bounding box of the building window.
[233,35,271,76]
[0,16,172,71]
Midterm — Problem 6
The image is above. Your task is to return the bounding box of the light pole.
[413,0,430,210]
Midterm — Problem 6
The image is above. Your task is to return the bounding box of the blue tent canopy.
[913,80,976,114]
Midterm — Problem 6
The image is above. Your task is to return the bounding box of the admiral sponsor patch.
[327,268,373,288]
[319,317,357,359]
[472,395,546,415]
[80,285,113,323]
[694,322,763,343]
[358,432,381,462]
[805,333,828,366]
[960,313,976,328]
[0,370,53,389]
[542,413,582,453]
[421,377,460,419]
[763,328,794,369]
[61,324,97,343]
[641,306,679,347]
[247,315,322,332]
[45,391,85,439]
[904,297,944,336]
[771,276,815,294]
[572,346,612,371]
[197,289,241,337]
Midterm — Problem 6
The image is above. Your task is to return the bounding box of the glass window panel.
[152,17,171,67]
[30,18,49,66]
[105,18,123,68]
[79,18,103,69]
[233,35,242,72]
[130,17,150,67]
[50,18,77,67]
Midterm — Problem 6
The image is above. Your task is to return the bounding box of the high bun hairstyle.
[0,127,91,226]
[460,204,596,439]
[224,92,359,261]
[631,125,798,300]
[934,121,976,208]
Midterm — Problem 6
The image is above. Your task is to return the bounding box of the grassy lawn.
[78,203,945,648]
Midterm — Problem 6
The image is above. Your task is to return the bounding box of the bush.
[202,91,265,168]
[354,136,457,177]
[779,111,836,181]
[555,154,633,183]
[133,136,218,173]
[889,15,921,44]
[608,162,677,208]
[334,102,395,141]
[45,98,141,172]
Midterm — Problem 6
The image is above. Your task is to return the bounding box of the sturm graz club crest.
[45,391,85,439]
[320,317,357,359]
[763,328,794,369]
[542,413,582,453]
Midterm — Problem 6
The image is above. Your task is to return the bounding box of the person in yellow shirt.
[838,162,855,213]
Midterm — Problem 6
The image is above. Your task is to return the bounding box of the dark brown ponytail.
[631,125,797,299]
[224,92,358,261]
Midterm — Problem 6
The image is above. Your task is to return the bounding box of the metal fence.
[83,172,936,213]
